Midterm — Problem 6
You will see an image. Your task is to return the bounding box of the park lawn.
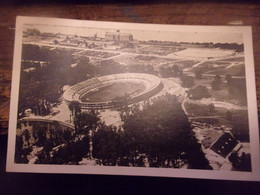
[184,100,229,118]
[206,63,245,76]
[184,101,211,117]
[221,57,244,62]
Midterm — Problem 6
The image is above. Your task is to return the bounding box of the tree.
[15,135,29,164]
[76,110,100,133]
[92,124,124,166]
[229,152,251,171]
[36,127,47,147]
[214,75,221,82]
[22,129,30,148]
[194,70,203,79]
[68,101,81,118]
[78,56,90,67]
[226,110,233,121]
[181,76,194,88]
[172,65,179,77]
[98,60,125,75]
[178,69,183,78]
[208,103,215,113]
[159,66,173,78]
[53,40,59,45]
[187,85,211,100]
[225,74,232,85]
[49,121,61,142]
[63,130,72,143]
[68,101,81,132]
[211,75,222,90]
[121,94,211,169]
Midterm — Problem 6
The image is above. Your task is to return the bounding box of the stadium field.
[81,82,146,102]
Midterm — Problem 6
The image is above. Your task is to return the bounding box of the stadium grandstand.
[63,73,163,109]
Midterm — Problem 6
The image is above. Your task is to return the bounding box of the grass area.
[222,57,244,62]
[208,87,247,105]
[191,70,247,106]
[193,77,212,86]
[185,101,228,118]
[174,60,200,68]
[214,61,232,65]
[184,101,210,116]
[137,45,183,56]
[187,101,250,142]
[206,63,245,76]
[194,61,225,74]
[191,117,249,142]
[208,87,230,101]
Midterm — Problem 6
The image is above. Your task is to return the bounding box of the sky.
[24,23,243,44]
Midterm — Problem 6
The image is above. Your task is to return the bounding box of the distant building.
[105,32,133,42]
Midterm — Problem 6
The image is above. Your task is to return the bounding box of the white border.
[6,16,260,181]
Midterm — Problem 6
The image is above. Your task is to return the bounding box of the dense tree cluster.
[15,120,76,163]
[194,69,203,79]
[181,76,195,88]
[19,45,97,117]
[187,85,211,100]
[15,135,31,163]
[159,65,183,78]
[16,94,211,169]
[211,75,222,90]
[93,94,211,169]
[229,152,251,172]
[15,108,101,165]
[36,135,90,165]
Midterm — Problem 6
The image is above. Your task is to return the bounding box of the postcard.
[6,16,260,181]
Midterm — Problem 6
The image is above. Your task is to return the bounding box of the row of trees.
[159,65,183,78]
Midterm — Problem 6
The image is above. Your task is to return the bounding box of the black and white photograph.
[6,16,260,181]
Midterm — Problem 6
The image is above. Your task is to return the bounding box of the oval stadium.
[63,73,164,109]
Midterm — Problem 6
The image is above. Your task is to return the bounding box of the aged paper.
[6,16,260,181]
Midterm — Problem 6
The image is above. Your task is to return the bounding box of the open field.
[206,63,245,76]
[173,48,235,59]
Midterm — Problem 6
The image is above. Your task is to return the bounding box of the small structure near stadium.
[63,73,163,109]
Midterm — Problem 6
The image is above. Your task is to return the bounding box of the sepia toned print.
[6,16,260,181]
